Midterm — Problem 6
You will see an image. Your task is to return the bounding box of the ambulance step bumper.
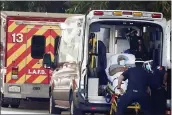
[3,83,50,99]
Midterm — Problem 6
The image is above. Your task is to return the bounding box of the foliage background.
[0,1,171,20]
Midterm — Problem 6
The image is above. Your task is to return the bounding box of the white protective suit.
[105,54,136,94]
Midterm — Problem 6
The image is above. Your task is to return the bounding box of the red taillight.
[123,11,132,15]
[90,107,96,110]
[152,13,162,18]
[94,11,104,16]
[12,67,18,75]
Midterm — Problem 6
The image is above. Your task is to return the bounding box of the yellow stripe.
[6,72,11,83]
[50,35,55,47]
[50,52,54,61]
[50,36,55,61]
[46,36,51,46]
[8,21,18,32]
[32,59,43,68]
[20,25,35,33]
[32,75,46,84]
[7,44,15,51]
[26,75,31,81]
[54,29,61,36]
[18,59,26,71]
[7,44,26,66]
[15,75,25,84]
[34,27,47,35]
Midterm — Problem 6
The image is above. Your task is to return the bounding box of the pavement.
[1,100,49,114]
[0,100,138,115]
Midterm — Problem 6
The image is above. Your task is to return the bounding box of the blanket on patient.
[105,54,136,94]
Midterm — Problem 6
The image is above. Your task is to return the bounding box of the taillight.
[123,11,132,15]
[11,66,18,80]
[12,67,18,75]
[152,13,162,18]
[94,11,104,16]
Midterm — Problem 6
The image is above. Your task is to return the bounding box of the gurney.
[105,54,141,115]
[105,83,141,115]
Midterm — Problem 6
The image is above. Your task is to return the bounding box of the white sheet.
[105,54,136,94]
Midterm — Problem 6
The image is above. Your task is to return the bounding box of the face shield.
[144,60,153,72]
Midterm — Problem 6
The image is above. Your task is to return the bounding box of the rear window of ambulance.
[31,35,45,59]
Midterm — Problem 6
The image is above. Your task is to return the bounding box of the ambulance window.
[31,35,46,59]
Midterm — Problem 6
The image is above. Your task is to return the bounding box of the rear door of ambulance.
[6,20,27,85]
[25,24,61,86]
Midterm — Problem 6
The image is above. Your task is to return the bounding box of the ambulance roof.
[1,11,82,19]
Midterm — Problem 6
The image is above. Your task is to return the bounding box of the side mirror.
[43,53,52,69]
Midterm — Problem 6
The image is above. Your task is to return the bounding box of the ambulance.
[47,10,171,114]
[0,11,79,108]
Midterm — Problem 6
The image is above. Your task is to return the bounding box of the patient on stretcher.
[105,54,136,94]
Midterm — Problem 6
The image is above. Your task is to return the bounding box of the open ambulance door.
[165,20,171,69]
[165,20,171,115]
[170,20,172,69]
[25,25,61,84]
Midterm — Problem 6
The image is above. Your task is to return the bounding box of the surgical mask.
[146,63,152,71]
[146,65,150,71]
[119,60,125,66]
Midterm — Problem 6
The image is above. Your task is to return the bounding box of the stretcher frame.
[105,84,141,115]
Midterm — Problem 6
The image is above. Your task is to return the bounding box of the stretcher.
[104,54,142,115]
[105,83,141,115]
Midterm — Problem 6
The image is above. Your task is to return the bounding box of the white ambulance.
[45,10,171,114]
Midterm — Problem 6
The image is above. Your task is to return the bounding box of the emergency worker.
[148,64,167,115]
[127,29,138,54]
[116,60,152,115]
[126,29,148,60]
[135,45,148,61]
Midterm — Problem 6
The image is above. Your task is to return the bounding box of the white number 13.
[12,33,23,43]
